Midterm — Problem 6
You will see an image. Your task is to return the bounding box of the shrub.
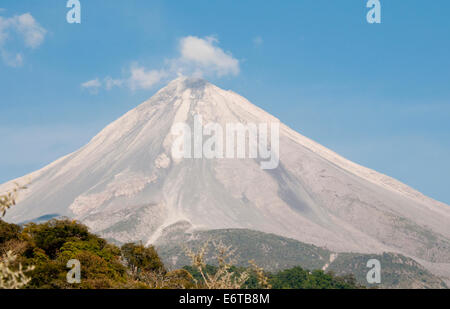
[121,243,166,274]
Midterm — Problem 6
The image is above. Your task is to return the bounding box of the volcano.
[2,77,449,283]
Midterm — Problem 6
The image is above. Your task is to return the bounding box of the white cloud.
[1,50,23,67]
[12,13,46,48]
[0,12,46,67]
[81,78,102,93]
[84,35,240,93]
[178,36,240,77]
[82,67,167,92]
[128,65,167,90]
[104,76,123,90]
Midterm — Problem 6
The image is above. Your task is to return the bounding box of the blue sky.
[1,1,449,204]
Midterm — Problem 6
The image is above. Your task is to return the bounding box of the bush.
[0,220,21,244]
[121,243,166,274]
[22,219,92,259]
[5,220,128,289]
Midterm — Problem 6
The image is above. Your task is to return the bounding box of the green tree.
[121,243,166,274]
[269,266,361,289]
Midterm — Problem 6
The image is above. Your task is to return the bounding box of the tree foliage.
[0,218,195,289]
[121,243,166,274]
[270,266,362,289]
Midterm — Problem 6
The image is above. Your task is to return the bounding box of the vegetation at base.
[0,218,196,289]
[0,218,362,289]
[183,264,362,289]
[269,267,361,289]
[183,241,360,289]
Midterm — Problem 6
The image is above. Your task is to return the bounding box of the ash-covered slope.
[1,77,449,280]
